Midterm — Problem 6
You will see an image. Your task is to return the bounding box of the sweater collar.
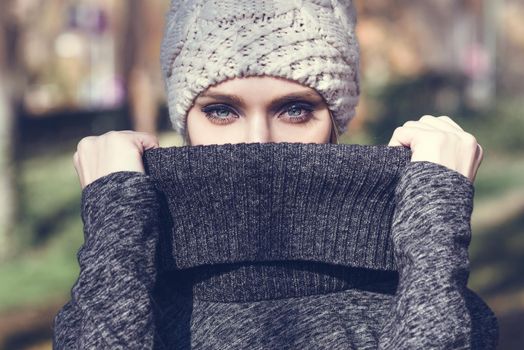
[143,142,412,275]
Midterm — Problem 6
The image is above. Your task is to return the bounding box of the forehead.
[204,75,320,97]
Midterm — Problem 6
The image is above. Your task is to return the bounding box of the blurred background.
[0,0,523,349]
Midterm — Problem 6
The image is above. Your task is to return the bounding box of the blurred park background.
[0,0,523,349]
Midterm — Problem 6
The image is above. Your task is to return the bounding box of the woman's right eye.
[201,105,238,124]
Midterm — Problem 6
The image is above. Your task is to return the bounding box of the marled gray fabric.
[52,142,499,349]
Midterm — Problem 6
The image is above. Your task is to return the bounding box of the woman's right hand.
[73,130,160,190]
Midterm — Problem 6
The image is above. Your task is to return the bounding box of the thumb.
[388,127,414,148]
[135,133,160,153]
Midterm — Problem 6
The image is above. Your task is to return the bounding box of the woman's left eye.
[201,105,238,124]
[280,103,314,122]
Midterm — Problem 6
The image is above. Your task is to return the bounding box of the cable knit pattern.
[52,143,499,349]
[160,0,360,137]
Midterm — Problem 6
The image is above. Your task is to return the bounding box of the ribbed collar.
[143,142,412,276]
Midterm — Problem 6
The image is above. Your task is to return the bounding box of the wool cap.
[160,0,361,138]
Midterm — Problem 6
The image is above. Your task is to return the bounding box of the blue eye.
[280,103,314,122]
[200,102,315,125]
[288,106,303,116]
[214,108,231,117]
[201,105,238,124]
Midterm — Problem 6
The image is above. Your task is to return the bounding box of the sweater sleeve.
[52,171,169,349]
[377,160,499,349]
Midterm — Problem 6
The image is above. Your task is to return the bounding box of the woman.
[53,0,498,349]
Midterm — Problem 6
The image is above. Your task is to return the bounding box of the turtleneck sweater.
[52,142,499,349]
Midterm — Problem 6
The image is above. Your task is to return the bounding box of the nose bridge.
[246,108,271,143]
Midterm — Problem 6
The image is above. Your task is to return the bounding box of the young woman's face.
[185,76,335,145]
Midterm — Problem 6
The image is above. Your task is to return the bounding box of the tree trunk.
[0,2,20,261]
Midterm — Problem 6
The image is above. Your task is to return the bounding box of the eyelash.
[200,102,315,124]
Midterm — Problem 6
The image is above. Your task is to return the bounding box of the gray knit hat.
[160,0,360,138]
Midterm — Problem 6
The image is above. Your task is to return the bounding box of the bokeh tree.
[0,0,21,261]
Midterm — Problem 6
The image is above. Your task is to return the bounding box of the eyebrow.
[196,91,324,111]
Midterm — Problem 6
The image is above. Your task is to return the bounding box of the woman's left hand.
[388,115,483,183]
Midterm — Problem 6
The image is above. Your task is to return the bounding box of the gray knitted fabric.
[52,142,499,349]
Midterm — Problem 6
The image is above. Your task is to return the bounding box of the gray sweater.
[52,142,499,349]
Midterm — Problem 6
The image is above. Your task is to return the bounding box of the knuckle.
[462,132,478,146]
[77,136,93,150]
[104,130,122,142]
[393,126,403,134]
[419,114,434,121]
[431,130,449,143]
[478,144,484,158]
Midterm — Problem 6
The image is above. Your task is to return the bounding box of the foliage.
[363,71,524,155]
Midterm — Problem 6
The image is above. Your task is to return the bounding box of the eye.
[201,104,239,124]
[279,103,314,123]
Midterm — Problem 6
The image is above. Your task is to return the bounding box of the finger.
[72,151,85,189]
[388,125,430,147]
[475,144,483,171]
[437,115,464,132]
[73,151,79,167]
[419,115,462,134]
[119,131,160,149]
[120,130,155,138]
[132,133,160,152]
[402,120,436,131]
[72,151,80,178]
[466,142,483,183]
[133,131,160,149]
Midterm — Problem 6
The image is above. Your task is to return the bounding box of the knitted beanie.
[160,0,360,138]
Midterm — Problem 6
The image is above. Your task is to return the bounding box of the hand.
[73,130,160,189]
[388,115,483,183]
